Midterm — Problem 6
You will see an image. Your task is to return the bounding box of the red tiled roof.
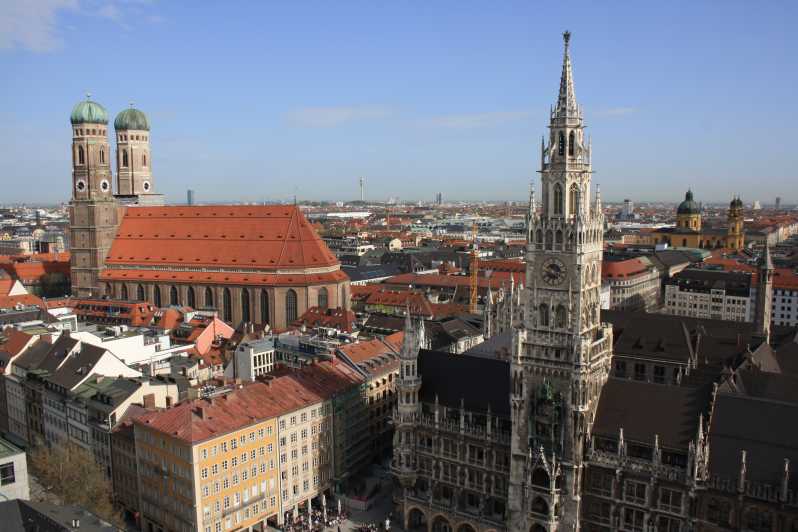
[102,205,339,273]
[0,328,35,358]
[0,294,44,309]
[384,273,515,290]
[292,306,355,332]
[338,331,403,364]
[773,269,798,290]
[602,258,654,279]
[135,361,362,443]
[365,289,434,317]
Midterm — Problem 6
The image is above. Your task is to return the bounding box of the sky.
[1,0,796,205]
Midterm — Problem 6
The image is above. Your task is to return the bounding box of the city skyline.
[1,0,796,204]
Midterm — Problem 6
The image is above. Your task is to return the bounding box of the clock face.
[541,258,567,286]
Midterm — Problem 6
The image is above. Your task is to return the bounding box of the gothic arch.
[555,230,563,247]
[536,229,543,246]
[77,145,84,165]
[539,303,549,327]
[553,184,564,216]
[558,131,565,156]
[204,286,214,308]
[285,289,298,323]
[99,148,105,164]
[223,287,232,322]
[169,285,178,306]
[456,524,477,532]
[120,284,128,300]
[153,285,162,307]
[545,230,553,250]
[136,284,145,301]
[531,496,549,516]
[555,305,567,328]
[568,130,575,156]
[431,514,452,532]
[406,507,428,532]
[318,286,328,309]
[569,184,578,216]
[122,149,128,167]
[241,288,251,322]
[186,286,196,309]
[531,467,550,487]
[260,289,270,325]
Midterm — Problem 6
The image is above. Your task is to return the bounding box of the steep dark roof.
[0,500,118,531]
[708,393,798,490]
[46,343,107,390]
[593,378,710,450]
[666,269,753,297]
[418,349,509,416]
[12,337,53,371]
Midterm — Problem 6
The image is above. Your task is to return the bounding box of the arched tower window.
[223,288,232,322]
[99,148,105,164]
[142,153,147,167]
[286,289,298,323]
[553,184,564,216]
[569,185,578,216]
[318,287,328,309]
[170,286,178,306]
[568,131,575,157]
[78,146,85,165]
[120,284,128,300]
[122,150,128,167]
[555,305,567,328]
[539,304,550,327]
[241,288,250,322]
[260,289,270,325]
[187,287,196,309]
[136,284,145,301]
[154,286,162,308]
[204,287,214,308]
[558,131,565,156]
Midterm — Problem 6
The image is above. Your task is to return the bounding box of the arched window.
[122,149,128,167]
[142,153,147,167]
[318,287,328,309]
[153,286,162,307]
[531,468,550,487]
[558,131,565,156]
[136,284,144,301]
[121,284,128,300]
[223,288,232,322]
[555,305,567,328]
[99,148,105,164]
[241,288,250,322]
[531,496,549,516]
[555,230,563,246]
[539,304,549,327]
[545,230,553,250]
[186,287,195,309]
[170,286,178,306]
[568,131,575,157]
[536,229,543,246]
[78,146,85,165]
[569,185,579,216]
[286,289,298,323]
[205,287,214,308]
[260,289,270,325]
[553,184,563,216]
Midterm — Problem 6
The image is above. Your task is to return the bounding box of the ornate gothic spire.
[554,31,579,120]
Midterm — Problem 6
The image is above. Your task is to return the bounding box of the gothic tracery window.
[136,284,145,301]
[241,288,251,322]
[78,146,85,165]
[204,287,214,307]
[568,131,575,157]
[122,149,129,167]
[260,289,270,325]
[187,286,196,309]
[558,131,565,156]
[555,305,567,328]
[553,184,564,216]
[539,304,549,327]
[223,288,232,322]
[286,289,298,323]
[569,185,579,216]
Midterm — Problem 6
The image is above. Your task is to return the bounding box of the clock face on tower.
[541,258,567,286]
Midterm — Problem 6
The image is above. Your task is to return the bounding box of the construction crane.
[469,222,479,314]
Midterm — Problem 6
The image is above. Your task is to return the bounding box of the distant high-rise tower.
[435,192,442,205]
[359,177,365,202]
[776,196,782,210]
[187,189,195,205]
[69,96,119,297]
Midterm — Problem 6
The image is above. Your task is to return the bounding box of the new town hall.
[392,34,798,532]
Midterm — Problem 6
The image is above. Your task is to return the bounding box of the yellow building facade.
[649,190,745,250]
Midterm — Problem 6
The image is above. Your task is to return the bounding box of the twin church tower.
[68,99,162,297]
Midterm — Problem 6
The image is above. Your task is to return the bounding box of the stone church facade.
[391,33,797,532]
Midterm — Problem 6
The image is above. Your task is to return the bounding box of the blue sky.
[1,0,796,204]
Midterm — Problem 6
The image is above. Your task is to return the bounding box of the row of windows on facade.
[75,145,146,167]
[115,284,329,323]
[545,183,584,217]
[556,131,578,157]
[73,129,149,143]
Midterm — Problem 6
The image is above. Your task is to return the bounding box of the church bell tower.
[68,96,120,297]
[508,32,613,532]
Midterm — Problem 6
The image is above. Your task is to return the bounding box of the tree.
[29,443,122,526]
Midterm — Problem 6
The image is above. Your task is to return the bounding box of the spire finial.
[563,30,571,48]
[86,92,92,101]
[129,101,135,108]
[555,31,578,119]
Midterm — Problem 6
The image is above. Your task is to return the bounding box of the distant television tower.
[359,177,365,202]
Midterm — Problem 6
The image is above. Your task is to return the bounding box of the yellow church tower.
[676,189,701,231]
[726,196,745,249]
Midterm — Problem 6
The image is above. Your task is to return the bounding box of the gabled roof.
[102,205,339,274]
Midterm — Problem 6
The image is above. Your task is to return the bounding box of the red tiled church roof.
[101,205,340,275]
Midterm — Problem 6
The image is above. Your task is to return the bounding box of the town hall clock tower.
[508,32,613,531]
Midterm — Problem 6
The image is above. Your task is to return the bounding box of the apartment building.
[134,360,363,532]
[663,269,754,322]
[602,256,662,311]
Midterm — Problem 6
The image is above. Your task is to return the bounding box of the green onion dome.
[114,107,150,131]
